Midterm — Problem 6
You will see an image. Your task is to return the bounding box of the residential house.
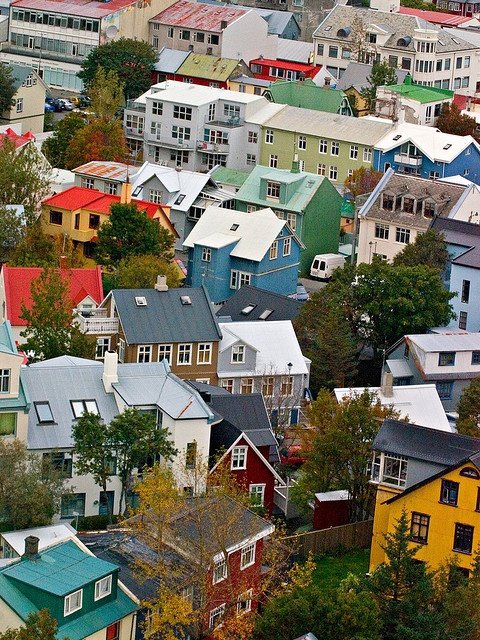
[123,80,285,171]
[431,217,480,332]
[79,282,223,384]
[373,122,480,184]
[216,284,302,323]
[384,332,480,411]
[399,6,480,28]
[0,64,45,134]
[0,265,104,343]
[73,161,130,197]
[235,163,342,273]
[173,53,251,89]
[356,168,468,264]
[263,78,353,116]
[228,75,270,95]
[433,0,480,17]
[313,5,480,94]
[0,523,76,562]
[217,319,310,426]
[0,535,138,639]
[375,77,454,126]
[23,352,215,516]
[2,0,176,92]
[0,320,29,442]
[259,107,392,184]
[41,186,176,258]
[149,0,278,63]
[336,61,410,117]
[249,59,319,83]
[152,46,190,83]
[183,206,302,303]
[210,166,250,194]
[369,418,480,574]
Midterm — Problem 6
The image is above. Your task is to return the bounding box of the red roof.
[0,127,36,150]
[151,0,247,31]
[250,58,318,73]
[2,265,104,327]
[399,7,473,26]
[11,0,142,19]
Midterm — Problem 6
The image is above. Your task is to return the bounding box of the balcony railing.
[76,311,119,335]
[125,126,144,138]
[394,153,423,167]
[147,136,195,150]
[197,141,229,153]
[125,100,146,112]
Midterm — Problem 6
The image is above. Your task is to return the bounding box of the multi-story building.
[123,80,285,171]
[2,0,176,92]
[312,5,480,94]
[258,106,392,184]
[0,64,45,133]
[434,0,480,17]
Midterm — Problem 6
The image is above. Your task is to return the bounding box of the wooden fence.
[284,519,373,557]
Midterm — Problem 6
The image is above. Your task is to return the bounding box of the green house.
[235,163,342,274]
[0,538,138,640]
[264,78,353,116]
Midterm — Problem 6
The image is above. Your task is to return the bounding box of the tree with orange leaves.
[65,118,128,170]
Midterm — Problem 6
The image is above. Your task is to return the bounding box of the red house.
[153,51,251,89]
[249,58,319,82]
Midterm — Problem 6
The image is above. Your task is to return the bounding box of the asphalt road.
[299,277,328,294]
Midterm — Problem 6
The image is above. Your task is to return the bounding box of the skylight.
[181,295,192,305]
[241,304,256,315]
[175,194,186,205]
[71,399,99,419]
[35,401,54,424]
[258,309,273,320]
[443,144,452,150]
[230,224,239,231]
[132,186,142,197]
[135,296,147,307]
[452,37,460,44]
[393,134,402,141]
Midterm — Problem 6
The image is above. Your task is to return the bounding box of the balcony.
[125,126,144,138]
[76,310,119,335]
[394,153,423,167]
[205,117,244,128]
[197,141,229,154]
[125,100,145,112]
[148,136,195,150]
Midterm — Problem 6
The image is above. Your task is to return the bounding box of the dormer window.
[95,575,112,601]
[337,27,351,37]
[231,345,245,363]
[402,196,415,213]
[64,589,83,616]
[266,181,280,200]
[423,200,436,218]
[367,33,377,44]
[382,194,394,211]
[0,369,10,393]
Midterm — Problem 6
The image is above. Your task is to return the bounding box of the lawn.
[312,548,370,591]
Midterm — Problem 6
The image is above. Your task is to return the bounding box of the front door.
[99,491,114,516]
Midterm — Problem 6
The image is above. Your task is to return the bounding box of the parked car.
[57,98,75,111]
[310,253,346,281]
[71,95,91,109]
[44,102,55,113]
[280,444,306,467]
[45,96,63,112]
[295,282,309,302]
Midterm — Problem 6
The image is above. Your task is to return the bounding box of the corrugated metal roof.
[176,54,247,81]
[408,331,480,352]
[217,284,301,322]
[11,0,142,19]
[73,161,129,182]
[151,0,248,31]
[265,78,350,114]
[154,47,190,74]
[277,38,314,64]
[197,0,298,35]
[383,81,453,104]
[211,166,250,187]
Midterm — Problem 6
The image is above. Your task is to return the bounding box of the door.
[99,491,114,516]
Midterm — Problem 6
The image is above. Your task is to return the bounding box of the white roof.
[183,206,285,262]
[334,384,452,431]
[219,320,309,376]
[1,523,77,556]
[374,121,479,163]
[439,175,475,187]
[133,80,264,107]
[407,332,480,352]
[245,101,286,125]
[315,490,350,502]
[277,37,314,63]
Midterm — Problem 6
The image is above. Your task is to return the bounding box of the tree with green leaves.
[0,204,26,263]
[88,68,124,122]
[116,254,183,289]
[293,390,400,520]
[0,64,16,115]
[10,225,84,268]
[96,202,175,267]
[393,229,449,271]
[361,60,397,112]
[42,112,86,170]
[456,377,480,436]
[79,38,157,100]
[0,609,68,640]
[19,268,93,361]
[436,102,478,139]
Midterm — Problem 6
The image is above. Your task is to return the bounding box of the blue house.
[373,123,480,185]
[183,206,302,304]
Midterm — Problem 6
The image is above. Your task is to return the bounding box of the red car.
[280,444,306,466]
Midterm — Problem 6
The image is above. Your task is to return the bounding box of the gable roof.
[1,524,76,559]
[151,0,249,31]
[109,286,222,344]
[1,265,104,327]
[336,61,408,93]
[183,206,288,261]
[432,216,480,269]
[176,54,249,82]
[217,284,302,322]
[0,127,36,150]
[277,38,314,64]
[265,79,351,114]
[155,47,191,74]
[73,161,129,182]
[406,331,480,353]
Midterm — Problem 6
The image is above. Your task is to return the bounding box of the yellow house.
[371,456,480,575]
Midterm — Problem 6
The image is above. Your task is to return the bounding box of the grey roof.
[154,47,190,73]
[5,63,38,91]
[432,216,480,270]
[373,419,480,465]
[110,286,222,345]
[23,358,213,451]
[230,75,270,88]
[336,61,408,93]
[196,0,299,35]
[314,5,476,53]
[277,38,314,64]
[217,285,302,322]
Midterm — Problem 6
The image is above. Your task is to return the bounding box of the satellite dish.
[105,25,119,39]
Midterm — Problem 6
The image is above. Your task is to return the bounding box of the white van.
[310,253,346,281]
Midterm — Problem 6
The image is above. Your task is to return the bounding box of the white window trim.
[94,575,112,601]
[177,343,192,366]
[157,344,172,363]
[249,483,266,506]
[213,558,227,584]
[240,541,256,569]
[64,589,83,616]
[209,603,226,629]
[231,345,245,364]
[231,445,248,470]
[137,344,152,363]
[237,589,253,614]
[197,342,212,365]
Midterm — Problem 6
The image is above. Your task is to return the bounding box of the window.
[319,139,327,154]
[64,589,83,616]
[232,446,247,469]
[317,163,326,176]
[106,622,120,640]
[202,247,211,262]
[137,345,152,364]
[81,177,94,189]
[237,589,253,614]
[423,200,435,218]
[94,575,112,601]
[172,125,191,140]
[224,103,240,118]
[49,210,62,225]
[157,344,172,364]
[209,604,225,629]
[167,26,173,37]
[410,512,430,544]
[459,311,468,331]
[213,558,227,584]
[220,378,234,393]
[249,484,265,506]
[439,351,455,366]
[363,147,372,162]
[269,241,278,260]
[267,181,280,199]
[368,32,377,43]
[231,345,245,363]
[461,280,470,304]
[197,342,212,365]
[95,337,110,360]
[317,43,324,56]
[179,29,190,40]
[106,182,117,195]
[240,378,253,394]
[208,33,219,45]
[329,45,338,58]
[89,214,100,229]
[329,166,338,181]
[71,399,99,418]
[349,145,358,160]
[383,454,407,487]
[281,375,293,396]
[177,343,192,365]
[173,105,192,120]
[395,227,410,244]
[298,135,307,150]
[269,154,278,168]
[0,412,16,436]
[230,270,250,289]
[265,129,274,144]
[472,351,480,365]
[454,523,474,554]
[240,542,256,568]
[16,98,23,113]
[382,194,394,211]
[262,376,274,396]
[331,141,339,156]
[246,154,256,165]
[61,492,85,518]
[436,380,453,400]
[441,479,459,506]
[152,101,162,115]
[118,338,125,363]
[403,197,415,214]
[248,131,258,143]
[185,441,197,469]
[283,237,291,256]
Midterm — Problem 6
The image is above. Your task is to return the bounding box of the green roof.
[265,78,351,114]
[383,81,454,104]
[212,166,250,188]
[176,54,247,82]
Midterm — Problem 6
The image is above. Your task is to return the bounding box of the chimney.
[120,180,132,205]
[291,153,300,174]
[381,371,394,398]
[103,350,118,393]
[154,275,168,292]
[23,536,39,559]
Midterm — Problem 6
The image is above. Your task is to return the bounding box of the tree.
[344,167,383,199]
[350,15,368,64]
[0,204,26,263]
[10,225,84,268]
[436,103,477,139]
[292,390,400,520]
[116,254,182,289]
[65,118,127,170]
[79,38,157,100]
[0,138,51,223]
[0,440,65,530]
[96,202,175,266]
[19,268,93,361]
[0,610,67,640]
[42,112,86,170]
[361,60,397,113]
[0,64,16,115]
[456,377,480,436]
[88,68,124,122]
[393,229,450,271]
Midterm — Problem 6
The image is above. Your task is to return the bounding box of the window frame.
[197,342,212,365]
[94,575,112,601]
[137,344,152,364]
[231,445,247,470]
[209,603,226,629]
[440,479,459,506]
[240,541,256,569]
[410,512,430,544]
[158,344,172,364]
[71,399,99,419]
[453,522,474,554]
[438,351,455,367]
[213,558,227,584]
[177,343,192,366]
[249,483,265,506]
[64,589,83,616]
[231,344,245,364]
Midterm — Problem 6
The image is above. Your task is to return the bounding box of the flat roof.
[11,0,140,19]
